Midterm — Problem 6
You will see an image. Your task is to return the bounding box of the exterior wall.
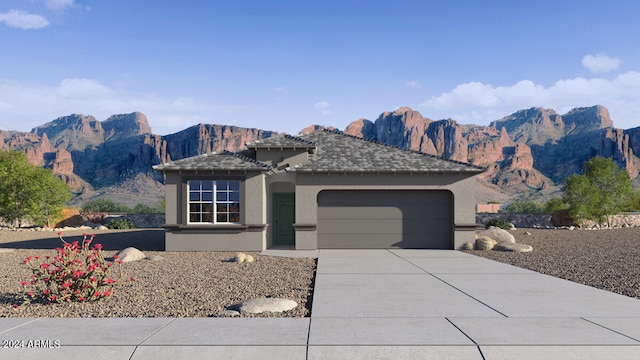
[255,148,309,167]
[294,173,478,250]
[163,172,268,251]
[477,203,502,213]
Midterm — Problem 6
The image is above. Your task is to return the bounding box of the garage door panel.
[317,190,453,249]
[318,207,402,220]
[318,219,402,234]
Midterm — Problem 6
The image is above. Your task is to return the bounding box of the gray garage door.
[317,190,453,249]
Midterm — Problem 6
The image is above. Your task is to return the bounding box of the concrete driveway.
[1,250,640,359]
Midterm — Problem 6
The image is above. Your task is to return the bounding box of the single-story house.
[152,129,485,251]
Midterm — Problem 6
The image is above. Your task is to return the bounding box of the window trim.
[187,179,241,225]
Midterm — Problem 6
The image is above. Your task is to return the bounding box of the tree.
[563,156,632,227]
[544,197,569,213]
[0,150,71,227]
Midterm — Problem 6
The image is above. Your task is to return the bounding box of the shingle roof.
[153,129,486,174]
[152,150,271,172]
[246,134,316,149]
[291,130,485,173]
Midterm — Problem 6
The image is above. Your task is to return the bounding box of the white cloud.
[406,80,422,89]
[0,78,232,135]
[315,101,331,115]
[582,53,622,74]
[421,72,640,129]
[0,10,49,29]
[45,0,75,10]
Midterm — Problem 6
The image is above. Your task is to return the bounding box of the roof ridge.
[247,133,316,147]
[320,128,486,171]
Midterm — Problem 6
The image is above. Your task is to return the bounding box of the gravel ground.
[466,227,640,300]
[0,229,315,318]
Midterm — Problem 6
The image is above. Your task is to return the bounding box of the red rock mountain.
[1,105,637,205]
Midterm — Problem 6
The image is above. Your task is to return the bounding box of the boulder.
[476,227,515,244]
[245,254,255,263]
[475,236,497,250]
[551,210,573,227]
[115,247,146,262]
[494,243,533,253]
[239,298,298,314]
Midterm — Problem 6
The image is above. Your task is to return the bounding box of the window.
[188,180,240,224]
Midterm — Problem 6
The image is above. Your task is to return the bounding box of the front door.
[273,193,295,246]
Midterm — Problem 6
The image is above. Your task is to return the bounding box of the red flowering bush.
[17,233,134,306]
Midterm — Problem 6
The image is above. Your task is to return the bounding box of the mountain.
[0,113,277,206]
[343,105,638,201]
[1,105,637,206]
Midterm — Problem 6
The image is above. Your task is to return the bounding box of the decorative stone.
[461,241,475,250]
[245,254,255,263]
[115,247,146,262]
[234,252,246,263]
[524,231,532,235]
[494,243,533,253]
[218,310,240,317]
[476,227,516,244]
[475,236,497,250]
[239,298,298,314]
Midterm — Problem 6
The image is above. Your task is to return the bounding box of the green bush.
[485,218,512,230]
[501,200,546,213]
[132,203,164,214]
[108,218,136,229]
[545,197,569,213]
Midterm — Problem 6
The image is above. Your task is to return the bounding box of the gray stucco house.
[152,129,484,251]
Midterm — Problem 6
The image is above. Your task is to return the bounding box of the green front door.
[273,193,295,246]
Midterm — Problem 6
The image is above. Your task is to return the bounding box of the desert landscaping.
[1,226,639,318]
[0,228,315,318]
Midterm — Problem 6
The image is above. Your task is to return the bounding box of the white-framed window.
[188,180,240,224]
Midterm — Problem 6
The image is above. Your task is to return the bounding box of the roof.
[291,130,485,173]
[153,129,485,174]
[152,150,271,172]
[246,134,316,150]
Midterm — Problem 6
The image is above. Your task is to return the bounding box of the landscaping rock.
[476,236,497,250]
[218,310,241,317]
[494,243,533,253]
[234,252,246,263]
[239,298,297,314]
[145,254,164,261]
[461,241,475,250]
[245,254,255,263]
[476,227,516,244]
[115,247,146,262]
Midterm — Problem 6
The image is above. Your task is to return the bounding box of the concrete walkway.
[2,250,640,359]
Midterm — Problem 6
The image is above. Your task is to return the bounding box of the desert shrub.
[545,197,569,213]
[132,203,164,214]
[485,218,512,230]
[108,218,136,229]
[81,199,131,214]
[501,200,546,213]
[17,234,134,306]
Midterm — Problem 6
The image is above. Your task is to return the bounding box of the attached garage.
[317,190,453,249]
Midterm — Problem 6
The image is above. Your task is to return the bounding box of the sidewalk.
[2,250,640,359]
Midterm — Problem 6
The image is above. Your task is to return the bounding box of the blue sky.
[1,0,640,135]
